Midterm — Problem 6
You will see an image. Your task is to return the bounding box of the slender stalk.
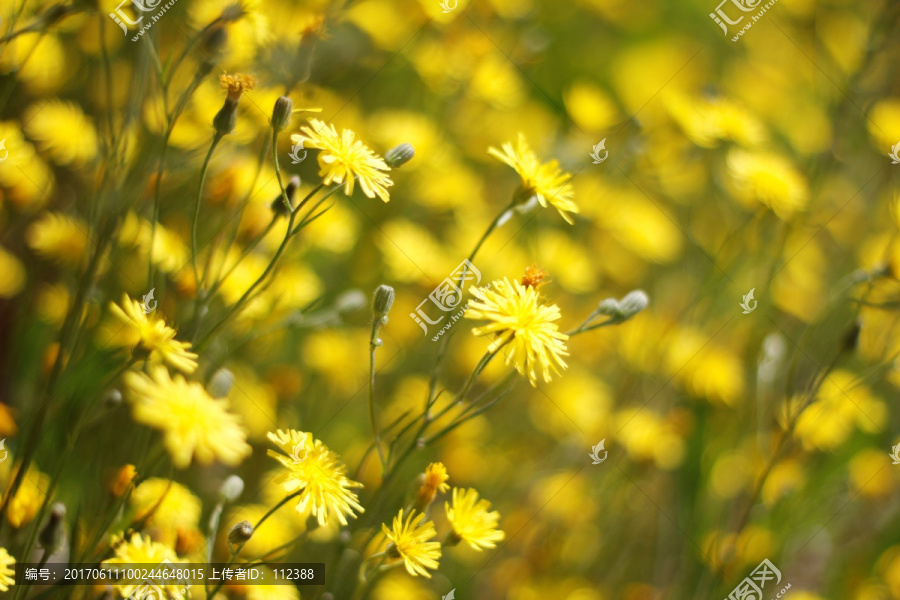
[369,318,388,473]
[191,133,224,292]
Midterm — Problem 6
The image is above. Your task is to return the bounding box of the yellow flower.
[6,466,49,528]
[267,429,364,526]
[414,462,450,511]
[110,294,198,374]
[24,99,98,166]
[0,548,14,592]
[0,246,26,299]
[245,568,300,600]
[124,367,251,469]
[444,488,505,551]
[488,134,578,224]
[220,73,257,101]
[381,509,441,578]
[726,149,809,219]
[102,533,182,599]
[131,478,202,543]
[465,277,569,386]
[26,212,89,268]
[292,119,393,202]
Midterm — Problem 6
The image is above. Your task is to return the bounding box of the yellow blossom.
[414,462,450,511]
[382,509,441,578]
[131,478,202,544]
[267,429,364,526]
[488,134,578,224]
[24,100,98,165]
[292,119,393,202]
[109,294,198,374]
[445,487,505,551]
[0,246,25,298]
[465,277,569,386]
[0,548,14,592]
[6,466,49,528]
[124,367,251,469]
[726,149,809,219]
[102,533,182,599]
[26,212,89,268]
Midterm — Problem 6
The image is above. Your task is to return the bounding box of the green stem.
[369,318,388,474]
[191,133,224,293]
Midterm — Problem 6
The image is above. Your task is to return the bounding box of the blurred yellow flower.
[110,294,198,374]
[124,367,251,468]
[0,33,65,94]
[727,149,809,219]
[131,478,202,544]
[615,409,685,470]
[220,73,258,101]
[0,548,14,592]
[564,81,620,132]
[6,466,49,528]
[849,449,896,498]
[102,533,181,599]
[26,212,89,268]
[665,92,766,148]
[868,98,900,150]
[106,464,137,497]
[465,277,569,386]
[445,487,505,551]
[245,568,300,600]
[793,371,886,451]
[761,459,805,505]
[0,246,25,298]
[382,509,441,578]
[24,100,98,166]
[267,429,364,526]
[293,119,393,202]
[489,134,578,224]
[0,121,55,208]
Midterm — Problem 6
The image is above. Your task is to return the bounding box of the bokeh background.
[1,0,900,598]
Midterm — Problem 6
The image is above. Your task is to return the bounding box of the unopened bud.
[373,285,395,320]
[219,475,244,502]
[271,176,301,216]
[213,99,238,136]
[201,25,228,56]
[228,520,254,545]
[619,290,649,318]
[103,389,122,408]
[384,143,415,168]
[271,96,293,132]
[335,289,367,314]
[39,503,66,552]
[597,298,620,316]
[208,368,234,398]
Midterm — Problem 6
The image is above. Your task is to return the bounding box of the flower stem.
[369,318,388,474]
[191,132,223,294]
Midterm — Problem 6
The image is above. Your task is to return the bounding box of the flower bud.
[213,99,238,136]
[201,25,228,56]
[619,290,649,318]
[373,285,395,320]
[271,176,301,216]
[271,96,293,132]
[208,368,234,398]
[38,503,66,552]
[597,298,620,316]
[103,389,122,408]
[219,475,244,502]
[384,143,415,168]
[228,520,254,546]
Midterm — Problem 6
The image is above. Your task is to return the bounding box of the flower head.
[124,367,251,469]
[110,294,198,374]
[131,478,202,545]
[102,533,181,599]
[465,277,569,386]
[292,119,393,202]
[0,548,14,592]
[26,212,89,268]
[726,149,808,219]
[6,466,49,528]
[488,134,578,224]
[267,429,364,526]
[414,462,450,512]
[445,487,504,551]
[220,73,257,102]
[382,509,441,578]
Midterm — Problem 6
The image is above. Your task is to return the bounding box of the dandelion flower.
[267,429,364,526]
[26,212,89,268]
[445,487,505,551]
[24,100,98,165]
[465,277,569,386]
[102,533,182,599]
[220,73,257,101]
[110,294,198,374]
[131,478,202,538]
[6,466,49,528]
[124,367,251,469]
[292,119,393,202]
[0,246,26,299]
[488,134,578,224]
[0,548,14,592]
[726,149,808,219]
[381,509,441,578]
[414,462,450,511]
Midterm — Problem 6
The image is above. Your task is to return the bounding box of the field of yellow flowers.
[1,0,900,598]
